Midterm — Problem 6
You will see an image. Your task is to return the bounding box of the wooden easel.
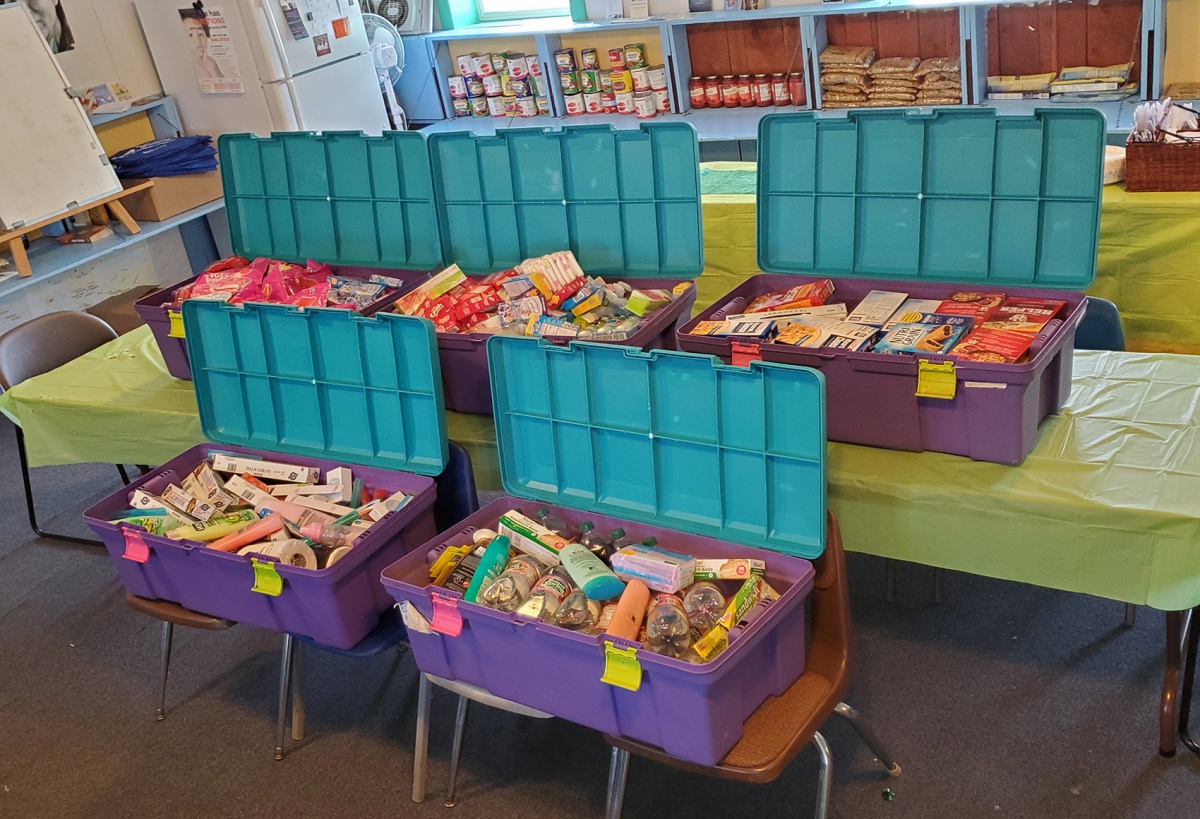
[0,181,153,278]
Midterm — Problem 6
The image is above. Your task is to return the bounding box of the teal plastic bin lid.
[181,300,448,476]
[757,108,1104,289]
[487,337,826,559]
[428,123,704,279]
[218,131,442,271]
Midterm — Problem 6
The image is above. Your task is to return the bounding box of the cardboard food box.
[121,171,223,222]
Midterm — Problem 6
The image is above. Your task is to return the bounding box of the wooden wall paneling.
[875,12,924,58]
[1054,1,1090,68]
[995,5,1047,75]
[827,15,878,50]
[781,20,804,76]
[985,9,1001,76]
[916,9,960,57]
[1085,0,1143,76]
[741,21,783,74]
[687,24,733,76]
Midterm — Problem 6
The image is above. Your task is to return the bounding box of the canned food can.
[601,91,617,114]
[510,76,531,98]
[474,53,495,77]
[646,65,667,89]
[516,97,538,117]
[631,66,651,92]
[624,42,647,69]
[466,76,485,98]
[487,96,507,117]
[483,74,502,96]
[615,91,635,115]
[580,69,600,94]
[581,47,599,70]
[506,98,520,117]
[526,74,542,97]
[600,69,613,93]
[470,97,489,117]
[536,96,551,115]
[653,87,671,113]
[689,77,707,109]
[491,52,509,74]
[452,97,471,117]
[456,54,477,77]
[634,91,657,119]
[554,48,577,73]
[507,53,528,79]
[584,92,603,113]
[788,72,805,106]
[704,76,721,107]
[560,71,580,95]
[448,75,467,98]
[721,75,740,108]
[771,73,790,105]
[501,73,514,96]
[610,69,634,94]
[755,74,773,106]
[564,93,586,116]
[526,55,541,76]
[737,75,754,106]
[608,48,626,69]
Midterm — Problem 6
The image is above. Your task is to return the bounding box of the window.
[476,0,570,22]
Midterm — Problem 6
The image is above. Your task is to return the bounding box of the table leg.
[1161,610,1185,757]
[8,237,31,278]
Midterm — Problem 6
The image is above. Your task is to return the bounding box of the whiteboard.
[0,3,121,231]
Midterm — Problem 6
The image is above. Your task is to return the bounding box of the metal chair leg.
[812,731,832,819]
[1179,606,1200,756]
[412,673,431,803]
[14,428,100,546]
[884,559,897,603]
[291,641,305,742]
[116,464,131,485]
[445,695,470,807]
[275,634,294,761]
[835,702,902,776]
[1125,603,1137,628]
[156,621,173,721]
[933,568,945,604]
[606,746,630,819]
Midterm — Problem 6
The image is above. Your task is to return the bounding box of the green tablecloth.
[698,162,1200,355]
[4,326,1199,611]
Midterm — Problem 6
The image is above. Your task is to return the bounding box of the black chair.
[273,440,480,760]
[1074,297,1126,352]
[0,312,132,545]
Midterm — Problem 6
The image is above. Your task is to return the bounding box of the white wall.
[54,0,161,99]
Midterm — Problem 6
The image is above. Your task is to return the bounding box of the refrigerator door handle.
[263,80,302,131]
[248,0,290,82]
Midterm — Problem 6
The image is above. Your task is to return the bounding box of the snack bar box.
[136,130,443,380]
[381,337,823,766]
[84,302,450,649]
[422,123,702,414]
[677,108,1105,465]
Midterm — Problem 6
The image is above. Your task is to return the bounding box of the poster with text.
[179,7,244,94]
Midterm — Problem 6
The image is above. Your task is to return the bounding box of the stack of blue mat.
[110,135,218,179]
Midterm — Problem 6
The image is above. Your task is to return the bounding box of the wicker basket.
[1124,140,1200,192]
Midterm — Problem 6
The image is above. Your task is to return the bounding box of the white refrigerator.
[135,0,390,137]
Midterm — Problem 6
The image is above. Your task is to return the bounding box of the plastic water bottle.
[610,528,633,553]
[554,589,602,631]
[535,507,571,538]
[641,536,658,548]
[299,522,357,548]
[516,566,573,622]
[579,521,612,559]
[645,593,692,658]
[480,554,545,612]
[683,581,727,632]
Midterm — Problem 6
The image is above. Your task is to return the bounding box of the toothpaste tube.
[727,303,848,322]
[609,545,695,594]
[160,484,218,522]
[223,474,274,507]
[210,454,319,484]
[129,489,198,525]
[166,509,259,542]
[114,513,182,536]
[498,510,570,565]
[182,462,237,511]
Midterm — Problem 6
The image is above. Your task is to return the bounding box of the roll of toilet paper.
[1104,145,1126,185]
[238,539,317,569]
[325,546,353,568]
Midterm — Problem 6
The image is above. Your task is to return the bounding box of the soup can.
[611,69,634,94]
[510,76,531,98]
[536,96,551,115]
[474,53,495,77]
[608,47,626,69]
[456,54,477,77]
[653,87,671,113]
[615,91,636,114]
[507,53,528,79]
[581,47,599,70]
[527,55,542,76]
[554,48,577,73]
[516,97,538,117]
[632,66,651,92]
[580,69,600,94]
[466,76,485,98]
[564,93,586,116]
[584,92,603,113]
[634,91,657,119]
[560,71,580,95]
[452,97,471,117]
[487,96,507,117]
[448,75,467,98]
[624,43,647,69]
[483,74,502,96]
[491,53,509,74]
[646,64,667,90]
[600,70,614,93]
[470,97,488,117]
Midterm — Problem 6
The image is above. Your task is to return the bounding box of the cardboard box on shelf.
[120,171,223,222]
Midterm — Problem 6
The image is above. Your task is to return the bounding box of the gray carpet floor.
[1,418,1199,818]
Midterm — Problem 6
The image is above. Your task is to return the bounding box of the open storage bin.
[136,131,443,380]
[677,108,1104,465]
[85,302,449,649]
[424,123,702,414]
[381,337,823,766]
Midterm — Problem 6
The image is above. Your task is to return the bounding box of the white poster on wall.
[178,6,243,94]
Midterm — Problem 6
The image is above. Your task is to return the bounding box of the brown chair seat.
[722,671,837,771]
[125,593,235,631]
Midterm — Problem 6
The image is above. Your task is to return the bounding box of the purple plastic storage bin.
[435,279,697,415]
[678,275,1085,465]
[381,497,815,767]
[135,266,427,381]
[84,443,438,649]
